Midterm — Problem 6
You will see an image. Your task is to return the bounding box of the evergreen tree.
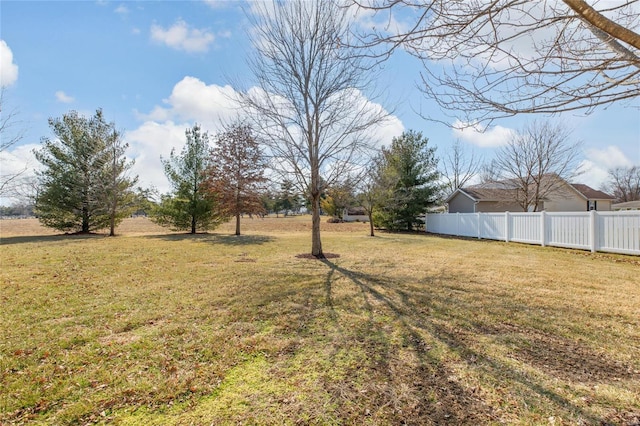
[101,129,138,236]
[151,124,226,233]
[375,130,440,231]
[34,109,135,233]
[274,180,295,216]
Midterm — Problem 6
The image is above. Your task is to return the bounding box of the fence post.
[505,211,510,243]
[540,211,546,247]
[590,210,597,253]
[477,212,481,239]
[456,212,460,236]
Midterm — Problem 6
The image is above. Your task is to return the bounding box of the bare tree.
[242,0,388,257]
[0,88,27,196]
[352,1,640,124]
[441,139,482,196]
[603,165,640,202]
[492,120,582,211]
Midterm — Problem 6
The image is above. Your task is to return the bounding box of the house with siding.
[446,178,614,213]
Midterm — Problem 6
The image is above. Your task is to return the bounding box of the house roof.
[345,206,367,215]
[569,184,615,200]
[445,176,614,203]
[458,187,516,202]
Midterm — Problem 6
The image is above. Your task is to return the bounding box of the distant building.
[612,200,640,211]
[342,207,369,222]
[445,176,614,213]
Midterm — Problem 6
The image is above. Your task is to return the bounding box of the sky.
[1,0,639,206]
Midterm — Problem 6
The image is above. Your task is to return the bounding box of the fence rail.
[426,211,640,256]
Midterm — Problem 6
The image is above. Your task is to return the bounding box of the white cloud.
[0,143,40,205]
[55,90,75,103]
[150,19,215,53]
[135,76,240,128]
[0,40,19,87]
[584,145,633,170]
[125,120,190,195]
[114,4,129,15]
[577,145,634,189]
[0,143,38,177]
[452,120,515,148]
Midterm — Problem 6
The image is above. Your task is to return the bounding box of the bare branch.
[351,0,640,123]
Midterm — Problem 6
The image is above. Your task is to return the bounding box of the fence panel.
[458,213,479,237]
[480,213,505,240]
[546,212,591,250]
[509,213,541,244]
[597,212,640,255]
[426,211,640,256]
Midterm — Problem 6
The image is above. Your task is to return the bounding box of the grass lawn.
[1,216,639,425]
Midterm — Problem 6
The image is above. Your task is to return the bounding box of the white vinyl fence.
[426,211,640,256]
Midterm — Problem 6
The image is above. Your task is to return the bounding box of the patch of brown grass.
[1,215,638,425]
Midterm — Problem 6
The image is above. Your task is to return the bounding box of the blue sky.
[1,0,639,204]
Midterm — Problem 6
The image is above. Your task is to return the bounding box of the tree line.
[28,109,445,237]
[2,0,638,258]
[7,107,639,239]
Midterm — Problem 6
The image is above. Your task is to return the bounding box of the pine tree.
[101,129,138,236]
[151,124,226,233]
[34,109,135,233]
[375,130,440,231]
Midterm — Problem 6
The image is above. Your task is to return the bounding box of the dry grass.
[1,216,639,425]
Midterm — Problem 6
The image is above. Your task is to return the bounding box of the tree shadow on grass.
[142,233,275,246]
[0,233,105,246]
[316,259,611,425]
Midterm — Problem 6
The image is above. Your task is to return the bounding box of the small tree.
[204,123,268,236]
[101,129,138,236]
[376,130,440,231]
[357,154,395,237]
[152,124,226,233]
[34,109,130,233]
[274,180,297,217]
[492,121,582,212]
[441,139,481,197]
[603,166,640,203]
[321,181,354,221]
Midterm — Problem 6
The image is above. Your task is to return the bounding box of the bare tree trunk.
[311,187,323,257]
[109,207,116,236]
[368,212,375,237]
[191,215,196,234]
[82,205,89,233]
[235,213,241,236]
